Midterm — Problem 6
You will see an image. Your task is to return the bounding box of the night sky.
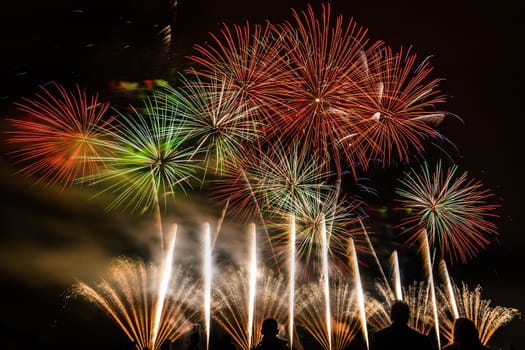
[1,0,524,349]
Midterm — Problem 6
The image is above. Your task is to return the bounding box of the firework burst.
[268,188,367,279]
[187,20,289,124]
[395,161,500,264]
[84,96,200,214]
[271,3,379,176]
[5,82,113,188]
[210,141,331,222]
[342,47,446,169]
[159,74,263,175]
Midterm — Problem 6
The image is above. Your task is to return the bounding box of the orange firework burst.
[5,82,114,188]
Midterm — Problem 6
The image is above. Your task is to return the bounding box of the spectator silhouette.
[442,317,489,350]
[370,300,432,350]
[218,334,237,350]
[188,332,201,350]
[252,318,290,350]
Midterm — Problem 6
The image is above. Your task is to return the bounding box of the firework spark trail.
[151,226,177,349]
[5,82,113,188]
[439,260,458,319]
[348,238,368,350]
[204,223,213,350]
[320,214,332,350]
[360,219,389,287]
[390,251,403,301]
[421,230,440,349]
[248,224,257,350]
[395,161,500,264]
[289,215,296,349]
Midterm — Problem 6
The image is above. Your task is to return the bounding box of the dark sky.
[1,0,524,349]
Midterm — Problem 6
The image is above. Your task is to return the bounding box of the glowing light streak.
[439,260,458,319]
[348,238,368,350]
[151,225,177,349]
[320,214,332,350]
[204,223,213,350]
[421,230,440,349]
[391,251,403,301]
[288,215,296,349]
[248,223,257,350]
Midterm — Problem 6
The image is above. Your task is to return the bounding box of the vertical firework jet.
[211,266,291,350]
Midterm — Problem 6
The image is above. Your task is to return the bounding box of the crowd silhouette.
[171,309,493,350]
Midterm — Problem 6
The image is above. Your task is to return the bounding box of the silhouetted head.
[190,332,200,344]
[390,301,410,324]
[261,317,279,336]
[453,317,482,346]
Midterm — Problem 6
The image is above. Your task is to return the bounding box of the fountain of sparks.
[203,223,213,350]
[289,215,296,350]
[70,226,200,350]
[390,251,403,301]
[437,281,521,345]
[420,230,441,350]
[295,281,361,350]
[151,225,177,350]
[212,265,291,350]
[348,238,369,350]
[320,214,332,350]
[369,280,435,335]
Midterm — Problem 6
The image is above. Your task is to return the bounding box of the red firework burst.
[5,82,114,188]
[270,3,380,176]
[342,46,447,169]
[187,20,290,125]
